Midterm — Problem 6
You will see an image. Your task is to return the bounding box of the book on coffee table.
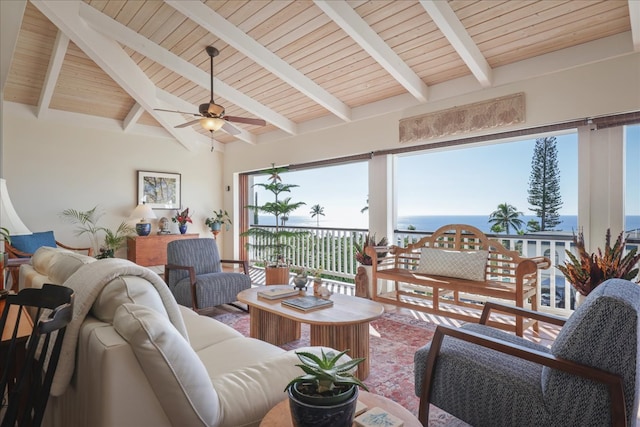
[354,406,404,427]
[281,295,334,312]
[257,287,299,300]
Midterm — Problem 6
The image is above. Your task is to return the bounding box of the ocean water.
[254,214,640,235]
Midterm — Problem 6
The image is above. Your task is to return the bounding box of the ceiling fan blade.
[221,121,241,135]
[155,108,201,117]
[224,116,266,126]
[175,119,201,128]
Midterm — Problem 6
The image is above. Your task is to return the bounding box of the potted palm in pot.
[242,165,306,284]
[285,349,367,427]
[557,228,640,306]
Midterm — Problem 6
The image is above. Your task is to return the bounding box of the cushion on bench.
[416,248,488,281]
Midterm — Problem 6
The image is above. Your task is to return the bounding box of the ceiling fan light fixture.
[200,117,225,132]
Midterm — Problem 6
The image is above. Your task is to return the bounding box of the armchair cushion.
[173,272,251,309]
[10,231,57,256]
[113,303,221,427]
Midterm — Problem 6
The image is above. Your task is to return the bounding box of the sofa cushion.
[31,246,69,275]
[48,251,96,284]
[92,276,169,324]
[113,304,221,427]
[179,305,243,352]
[9,231,57,256]
[416,248,488,281]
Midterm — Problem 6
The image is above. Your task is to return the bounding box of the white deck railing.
[247,225,640,318]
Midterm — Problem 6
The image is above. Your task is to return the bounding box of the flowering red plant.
[171,208,192,226]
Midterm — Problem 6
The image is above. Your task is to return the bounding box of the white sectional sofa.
[21,247,327,427]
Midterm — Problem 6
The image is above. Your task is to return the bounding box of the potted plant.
[292,267,309,291]
[557,228,640,304]
[242,165,306,284]
[285,349,368,427]
[97,222,136,259]
[205,209,232,232]
[353,233,388,299]
[171,207,192,234]
[61,206,136,259]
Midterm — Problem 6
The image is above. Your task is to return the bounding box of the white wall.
[2,112,224,256]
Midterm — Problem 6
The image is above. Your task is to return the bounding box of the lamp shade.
[200,117,225,132]
[0,178,32,236]
[130,203,156,236]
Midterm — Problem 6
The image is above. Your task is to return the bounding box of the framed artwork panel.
[137,171,181,209]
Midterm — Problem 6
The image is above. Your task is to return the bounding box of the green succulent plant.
[1,227,11,244]
[285,349,368,395]
[557,228,640,296]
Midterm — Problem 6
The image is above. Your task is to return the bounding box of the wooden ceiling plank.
[315,0,429,102]
[165,0,351,122]
[36,30,69,118]
[420,0,492,88]
[79,2,296,136]
[30,0,213,151]
[1,0,27,91]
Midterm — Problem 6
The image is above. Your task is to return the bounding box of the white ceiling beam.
[420,0,492,88]
[123,103,144,132]
[165,0,352,122]
[37,30,69,118]
[79,3,294,139]
[314,0,429,103]
[629,0,640,51]
[0,0,26,92]
[156,89,257,145]
[30,0,211,152]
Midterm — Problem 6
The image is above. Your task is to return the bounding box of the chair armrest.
[164,264,197,285]
[420,325,627,427]
[479,301,567,327]
[55,241,94,257]
[220,259,249,275]
[4,242,32,258]
[528,255,552,270]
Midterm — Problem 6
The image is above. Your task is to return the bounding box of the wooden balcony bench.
[366,224,551,336]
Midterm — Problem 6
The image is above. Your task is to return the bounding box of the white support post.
[577,125,625,251]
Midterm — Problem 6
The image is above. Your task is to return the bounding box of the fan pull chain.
[210,130,214,152]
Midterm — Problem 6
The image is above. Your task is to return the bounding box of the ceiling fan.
[155,46,266,135]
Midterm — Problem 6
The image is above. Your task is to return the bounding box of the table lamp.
[130,202,156,236]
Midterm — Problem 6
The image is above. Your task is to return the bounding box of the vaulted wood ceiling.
[2,1,638,151]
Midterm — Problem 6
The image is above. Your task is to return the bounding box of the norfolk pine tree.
[527,137,562,231]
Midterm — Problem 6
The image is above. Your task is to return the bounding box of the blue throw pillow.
[9,231,57,256]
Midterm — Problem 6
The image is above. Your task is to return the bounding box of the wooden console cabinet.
[127,234,198,267]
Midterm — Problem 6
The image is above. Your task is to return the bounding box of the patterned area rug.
[210,308,470,426]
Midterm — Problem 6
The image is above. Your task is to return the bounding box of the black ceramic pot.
[288,383,359,427]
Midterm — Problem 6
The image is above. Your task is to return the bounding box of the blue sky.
[252,126,639,228]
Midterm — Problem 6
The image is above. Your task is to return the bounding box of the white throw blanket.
[49,258,188,396]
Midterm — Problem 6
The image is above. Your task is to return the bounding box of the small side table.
[260,391,421,427]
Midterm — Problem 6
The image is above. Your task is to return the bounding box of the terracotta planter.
[265,266,290,285]
[355,264,373,299]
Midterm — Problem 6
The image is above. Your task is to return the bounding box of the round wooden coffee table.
[259,391,421,427]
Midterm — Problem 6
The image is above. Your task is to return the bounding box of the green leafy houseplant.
[241,165,306,276]
[557,228,640,296]
[354,233,388,266]
[60,206,135,258]
[205,209,232,231]
[285,349,368,427]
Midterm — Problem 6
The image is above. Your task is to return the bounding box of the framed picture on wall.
[137,171,181,209]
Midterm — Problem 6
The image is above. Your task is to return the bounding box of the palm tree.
[310,204,325,226]
[488,203,524,234]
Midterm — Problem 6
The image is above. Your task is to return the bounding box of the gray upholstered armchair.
[414,278,639,427]
[165,238,251,312]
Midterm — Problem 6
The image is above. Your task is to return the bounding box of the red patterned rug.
[210,308,470,426]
